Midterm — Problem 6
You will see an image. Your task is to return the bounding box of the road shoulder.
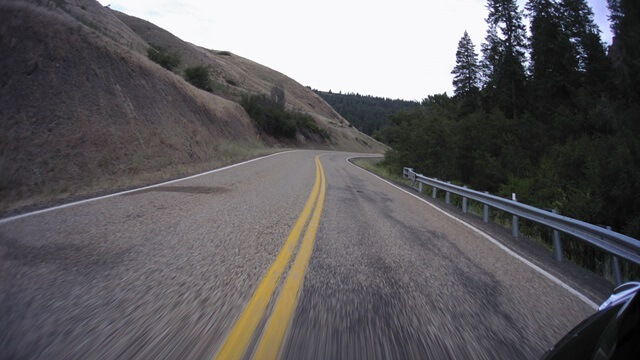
[348,157,614,305]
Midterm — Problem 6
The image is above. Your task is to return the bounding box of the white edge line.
[346,156,599,310]
[0,150,300,225]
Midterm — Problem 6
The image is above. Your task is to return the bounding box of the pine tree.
[481,0,528,119]
[607,0,640,100]
[526,0,578,117]
[561,0,600,37]
[607,0,622,34]
[559,0,612,94]
[480,26,501,89]
[452,31,481,97]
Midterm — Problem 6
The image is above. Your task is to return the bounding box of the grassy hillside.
[111,10,385,151]
[0,0,386,215]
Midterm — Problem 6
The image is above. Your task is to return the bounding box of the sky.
[97,0,613,101]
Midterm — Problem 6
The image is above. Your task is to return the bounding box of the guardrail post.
[445,182,451,204]
[418,182,423,193]
[483,192,490,223]
[462,186,468,213]
[607,226,623,285]
[512,193,519,238]
[613,257,622,286]
[432,186,437,199]
[552,209,563,262]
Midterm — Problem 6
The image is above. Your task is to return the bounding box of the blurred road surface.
[1,150,604,359]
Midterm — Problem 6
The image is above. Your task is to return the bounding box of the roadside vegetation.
[241,85,330,140]
[371,0,640,281]
[352,157,405,183]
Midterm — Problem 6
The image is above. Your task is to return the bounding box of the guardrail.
[403,167,640,285]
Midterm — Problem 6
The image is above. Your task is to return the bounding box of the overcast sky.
[97,0,613,101]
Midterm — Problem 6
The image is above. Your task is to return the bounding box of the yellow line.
[214,158,322,360]
[252,157,327,360]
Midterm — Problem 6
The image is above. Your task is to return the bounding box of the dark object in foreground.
[542,282,640,359]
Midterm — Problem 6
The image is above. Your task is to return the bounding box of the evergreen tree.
[452,31,481,97]
[607,0,622,33]
[608,0,640,100]
[561,0,600,37]
[559,0,612,93]
[526,0,578,118]
[581,30,614,95]
[480,25,501,89]
[481,0,528,119]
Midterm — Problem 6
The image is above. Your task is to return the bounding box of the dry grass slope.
[112,9,388,151]
[0,0,387,215]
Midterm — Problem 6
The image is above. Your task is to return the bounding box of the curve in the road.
[215,155,327,360]
[254,156,327,359]
[1,150,604,359]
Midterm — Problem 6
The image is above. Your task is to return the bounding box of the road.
[1,150,605,359]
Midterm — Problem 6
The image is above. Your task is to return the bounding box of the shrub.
[147,46,181,70]
[295,113,330,140]
[240,90,330,141]
[184,65,211,91]
[241,94,296,138]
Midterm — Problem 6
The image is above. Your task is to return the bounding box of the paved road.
[1,150,603,359]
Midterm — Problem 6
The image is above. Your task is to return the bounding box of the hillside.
[0,0,386,214]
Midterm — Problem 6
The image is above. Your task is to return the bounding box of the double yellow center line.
[215,155,326,360]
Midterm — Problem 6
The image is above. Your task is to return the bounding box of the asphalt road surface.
[1,150,606,359]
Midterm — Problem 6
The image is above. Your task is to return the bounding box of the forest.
[378,0,640,248]
[313,90,418,137]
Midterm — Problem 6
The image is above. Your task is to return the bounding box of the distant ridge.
[314,90,418,137]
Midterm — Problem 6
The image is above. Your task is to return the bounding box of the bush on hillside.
[296,113,330,140]
[240,87,330,140]
[147,46,181,70]
[241,94,296,138]
[184,65,211,92]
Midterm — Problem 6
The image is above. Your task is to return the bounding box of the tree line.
[313,90,418,138]
[380,0,640,245]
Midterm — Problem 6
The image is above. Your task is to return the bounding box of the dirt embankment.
[0,0,386,215]
[0,1,262,213]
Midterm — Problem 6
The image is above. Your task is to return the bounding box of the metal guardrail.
[403,167,640,285]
